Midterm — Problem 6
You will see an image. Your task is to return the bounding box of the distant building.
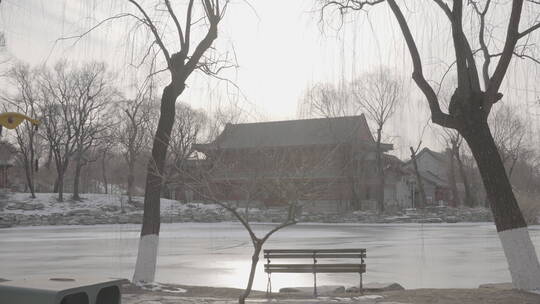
[402,147,458,207]
[0,141,16,191]
[180,115,398,213]
[382,154,411,209]
[0,161,12,189]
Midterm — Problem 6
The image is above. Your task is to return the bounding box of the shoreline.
[0,193,496,229]
[119,282,540,304]
[0,221,502,231]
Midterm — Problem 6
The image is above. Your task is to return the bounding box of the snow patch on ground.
[0,192,222,216]
[136,282,187,294]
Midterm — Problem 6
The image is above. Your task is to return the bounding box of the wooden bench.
[264,249,366,296]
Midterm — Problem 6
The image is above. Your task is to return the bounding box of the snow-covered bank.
[0,192,494,228]
[119,282,540,304]
[0,192,225,227]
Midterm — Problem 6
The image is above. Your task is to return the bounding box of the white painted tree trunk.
[499,227,540,290]
[132,234,159,283]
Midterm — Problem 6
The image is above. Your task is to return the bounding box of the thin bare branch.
[519,22,540,39]
[386,0,457,129]
[486,0,524,101]
[127,0,172,67]
[164,0,186,48]
[261,220,296,244]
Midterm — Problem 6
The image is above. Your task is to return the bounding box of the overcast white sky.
[1,0,539,159]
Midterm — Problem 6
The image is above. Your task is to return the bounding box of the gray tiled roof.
[203,115,377,149]
[404,147,449,166]
[420,170,449,187]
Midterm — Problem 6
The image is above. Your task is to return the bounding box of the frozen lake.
[1,222,540,290]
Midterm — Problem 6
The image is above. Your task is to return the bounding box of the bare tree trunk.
[133,83,184,283]
[375,128,384,213]
[73,155,83,200]
[23,162,36,198]
[57,172,64,202]
[28,139,36,198]
[453,145,474,207]
[83,166,90,193]
[127,161,135,203]
[46,149,52,170]
[21,139,36,198]
[130,0,220,284]
[239,244,262,304]
[447,149,460,207]
[508,156,518,179]
[101,151,108,194]
[57,159,70,202]
[462,121,540,289]
[53,178,59,194]
[409,147,426,209]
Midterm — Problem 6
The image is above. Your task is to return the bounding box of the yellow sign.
[0,112,40,129]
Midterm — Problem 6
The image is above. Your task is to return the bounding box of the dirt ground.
[121,283,540,304]
[380,288,540,304]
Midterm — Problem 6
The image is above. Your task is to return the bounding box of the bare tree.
[350,69,402,213]
[437,81,473,207]
[97,126,117,195]
[489,105,525,178]
[36,61,114,201]
[299,70,401,212]
[298,82,352,118]
[71,62,117,200]
[440,131,475,207]
[203,104,244,143]
[117,86,154,203]
[445,147,461,207]
[38,62,79,202]
[409,144,427,209]
[4,64,42,198]
[454,136,475,207]
[186,142,348,304]
[164,103,206,200]
[322,0,540,289]
[119,0,230,283]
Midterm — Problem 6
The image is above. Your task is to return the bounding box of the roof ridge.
[226,114,366,126]
[206,114,384,150]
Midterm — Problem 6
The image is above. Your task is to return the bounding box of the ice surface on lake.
[1,222,539,291]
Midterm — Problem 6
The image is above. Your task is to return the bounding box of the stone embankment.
[0,192,494,228]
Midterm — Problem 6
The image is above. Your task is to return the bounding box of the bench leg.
[360,273,363,295]
[313,272,317,297]
[266,273,272,297]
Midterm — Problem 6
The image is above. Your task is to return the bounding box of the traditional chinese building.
[402,147,457,207]
[0,162,12,189]
[180,115,399,213]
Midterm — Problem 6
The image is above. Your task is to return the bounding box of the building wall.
[0,167,9,188]
[391,178,413,209]
[402,150,457,207]
[180,144,401,212]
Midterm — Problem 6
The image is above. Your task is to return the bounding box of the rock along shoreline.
[0,193,494,228]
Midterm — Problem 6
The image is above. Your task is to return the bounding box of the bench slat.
[264,249,365,254]
[265,267,365,273]
[265,264,363,268]
[264,253,365,259]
